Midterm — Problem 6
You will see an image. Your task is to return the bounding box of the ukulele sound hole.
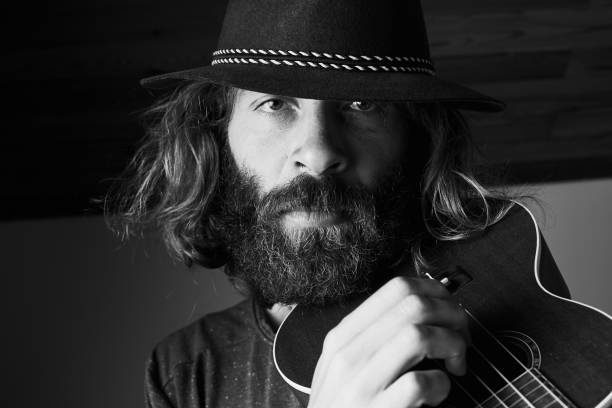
[497,330,541,370]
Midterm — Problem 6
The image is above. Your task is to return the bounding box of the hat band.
[211,48,435,75]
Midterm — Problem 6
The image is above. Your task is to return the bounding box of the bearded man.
[108,0,572,407]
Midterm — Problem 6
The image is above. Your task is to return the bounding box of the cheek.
[227,116,288,192]
[352,144,399,187]
[350,123,413,188]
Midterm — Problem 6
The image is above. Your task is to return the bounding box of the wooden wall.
[5,0,612,219]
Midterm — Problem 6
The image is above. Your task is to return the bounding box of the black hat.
[141,0,505,112]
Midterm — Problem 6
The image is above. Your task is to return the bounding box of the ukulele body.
[273,204,612,407]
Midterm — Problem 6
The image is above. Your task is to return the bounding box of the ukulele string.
[466,367,508,408]
[436,351,526,408]
[476,370,550,408]
[507,377,551,408]
[469,344,536,408]
[508,377,541,407]
[431,359,483,407]
[464,360,542,408]
[433,341,524,407]
[443,320,561,408]
[438,355,538,408]
[423,273,564,407]
[464,309,568,408]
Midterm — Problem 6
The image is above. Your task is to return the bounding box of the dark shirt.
[144,234,570,408]
[144,298,301,408]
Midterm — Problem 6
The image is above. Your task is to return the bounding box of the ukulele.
[273,203,612,407]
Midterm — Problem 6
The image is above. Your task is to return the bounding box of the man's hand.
[307,276,469,408]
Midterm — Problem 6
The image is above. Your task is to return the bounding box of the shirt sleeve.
[144,352,176,408]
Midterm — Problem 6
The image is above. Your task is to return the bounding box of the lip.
[282,211,345,228]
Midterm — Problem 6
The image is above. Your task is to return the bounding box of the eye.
[257,98,287,112]
[347,100,377,112]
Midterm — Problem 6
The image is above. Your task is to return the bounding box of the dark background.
[4,0,612,220]
[4,1,612,407]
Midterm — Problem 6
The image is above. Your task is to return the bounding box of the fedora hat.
[141,0,505,112]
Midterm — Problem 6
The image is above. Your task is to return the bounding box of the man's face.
[228,90,412,202]
[219,89,428,306]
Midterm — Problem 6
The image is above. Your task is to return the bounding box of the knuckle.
[401,324,429,345]
[322,328,339,353]
[328,349,354,374]
[404,370,451,406]
[404,370,432,394]
[397,325,416,345]
[388,276,414,298]
[400,295,431,320]
[413,325,431,344]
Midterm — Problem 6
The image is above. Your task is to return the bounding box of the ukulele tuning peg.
[426,266,472,294]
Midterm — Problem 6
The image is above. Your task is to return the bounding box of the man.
[108,0,570,407]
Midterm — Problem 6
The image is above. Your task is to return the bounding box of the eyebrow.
[246,93,301,109]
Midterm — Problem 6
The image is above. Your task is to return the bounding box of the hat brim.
[140,65,505,112]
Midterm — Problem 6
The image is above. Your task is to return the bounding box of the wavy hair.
[403,103,516,272]
[106,80,516,273]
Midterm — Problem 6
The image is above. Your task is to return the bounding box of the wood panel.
[427,5,612,57]
[423,0,589,15]
[10,2,612,79]
[21,0,227,48]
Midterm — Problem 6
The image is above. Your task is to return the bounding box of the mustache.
[256,174,375,221]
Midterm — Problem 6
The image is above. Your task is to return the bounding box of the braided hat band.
[212,48,436,75]
[141,0,504,112]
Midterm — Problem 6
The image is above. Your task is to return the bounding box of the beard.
[214,151,424,308]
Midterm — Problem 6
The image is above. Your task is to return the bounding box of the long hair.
[106,80,516,273]
[405,103,515,272]
[106,81,236,267]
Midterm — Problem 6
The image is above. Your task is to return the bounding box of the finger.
[395,294,471,347]
[333,295,469,372]
[395,294,467,330]
[373,370,451,408]
[362,324,467,388]
[315,277,456,394]
[332,277,451,346]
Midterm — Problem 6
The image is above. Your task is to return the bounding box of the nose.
[289,107,348,177]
